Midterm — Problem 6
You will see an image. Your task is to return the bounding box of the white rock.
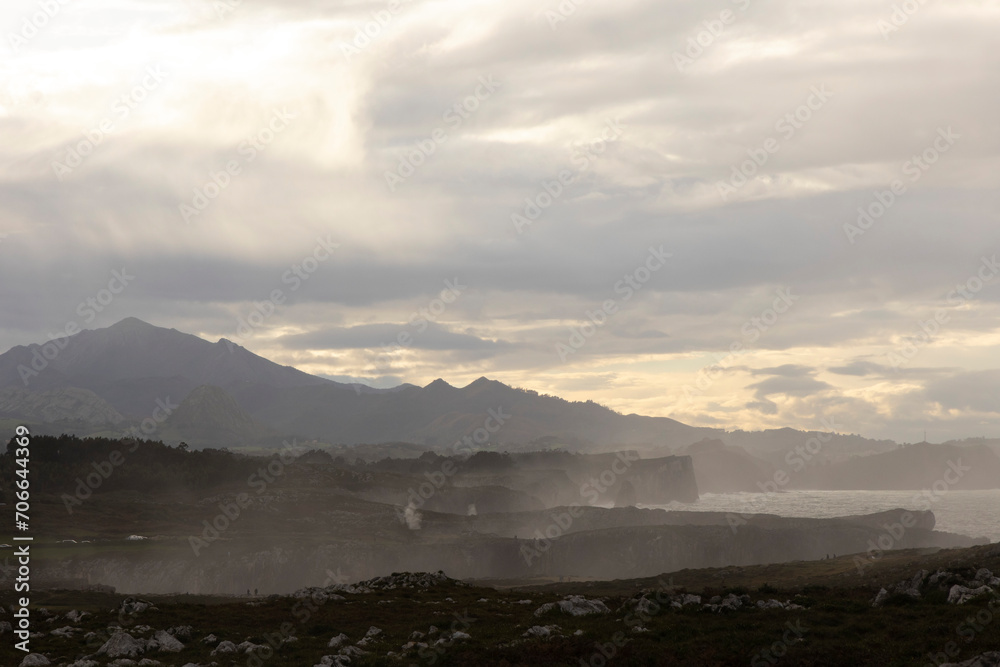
[19,655,51,667]
[211,640,237,655]
[98,630,145,658]
[152,629,184,652]
[523,625,561,638]
[949,584,993,605]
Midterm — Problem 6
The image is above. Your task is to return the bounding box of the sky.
[1,0,999,443]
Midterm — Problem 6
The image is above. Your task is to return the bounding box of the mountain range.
[0,319,974,468]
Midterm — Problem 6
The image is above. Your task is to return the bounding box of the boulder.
[98,630,145,658]
[19,655,51,667]
[941,652,1000,667]
[948,585,993,605]
[151,630,184,652]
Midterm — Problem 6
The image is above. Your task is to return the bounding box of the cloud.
[1,0,1000,441]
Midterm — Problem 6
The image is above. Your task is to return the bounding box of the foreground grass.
[2,543,999,666]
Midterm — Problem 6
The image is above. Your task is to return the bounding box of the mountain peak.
[424,378,454,390]
[108,317,157,330]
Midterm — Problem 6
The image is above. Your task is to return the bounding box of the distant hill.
[673,438,777,493]
[157,384,274,447]
[0,319,903,459]
[791,442,1000,490]
[0,386,123,426]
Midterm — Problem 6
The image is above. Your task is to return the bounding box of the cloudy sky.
[2,0,999,442]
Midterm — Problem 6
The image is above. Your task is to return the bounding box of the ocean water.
[641,489,1000,542]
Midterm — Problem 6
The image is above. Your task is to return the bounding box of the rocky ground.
[2,544,999,666]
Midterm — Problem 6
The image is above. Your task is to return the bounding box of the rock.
[202,633,218,644]
[929,570,953,587]
[941,652,1000,667]
[328,633,350,648]
[211,640,238,655]
[65,610,89,623]
[168,625,193,640]
[523,625,561,638]
[50,625,76,637]
[0,621,12,634]
[356,625,383,646]
[452,631,471,640]
[409,631,425,640]
[681,594,702,606]
[19,655,51,667]
[293,570,461,598]
[151,629,184,652]
[316,656,352,667]
[709,596,722,604]
[631,625,649,633]
[66,660,100,667]
[718,594,743,611]
[98,630,146,658]
[138,660,162,666]
[109,661,138,667]
[237,640,262,654]
[535,595,610,617]
[757,599,785,610]
[116,597,156,616]
[949,585,993,605]
[872,588,889,607]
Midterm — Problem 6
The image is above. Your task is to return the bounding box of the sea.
[642,489,1000,542]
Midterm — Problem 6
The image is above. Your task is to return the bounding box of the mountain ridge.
[0,319,897,460]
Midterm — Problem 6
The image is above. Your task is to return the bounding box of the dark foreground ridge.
[2,543,999,666]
